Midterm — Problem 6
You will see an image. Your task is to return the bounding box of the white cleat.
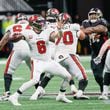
[98,95,109,100]
[74,94,90,99]
[56,95,72,103]
[30,91,39,100]
[30,86,45,100]
[8,95,21,106]
[38,89,45,98]
[73,90,89,99]
[0,92,10,101]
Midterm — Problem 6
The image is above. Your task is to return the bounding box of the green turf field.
[0,56,110,110]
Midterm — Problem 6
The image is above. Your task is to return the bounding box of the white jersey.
[20,28,54,61]
[6,21,30,51]
[45,22,57,29]
[45,21,57,59]
[4,21,31,74]
[54,23,80,62]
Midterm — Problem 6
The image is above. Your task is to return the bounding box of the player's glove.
[93,56,102,65]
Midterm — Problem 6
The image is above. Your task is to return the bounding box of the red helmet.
[15,13,27,22]
[29,14,45,30]
[47,8,59,17]
[57,13,72,24]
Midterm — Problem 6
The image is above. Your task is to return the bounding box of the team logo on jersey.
[59,55,64,59]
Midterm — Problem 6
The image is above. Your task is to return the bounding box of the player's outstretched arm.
[94,39,110,64]
[98,39,110,58]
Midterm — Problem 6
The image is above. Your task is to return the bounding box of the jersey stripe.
[70,54,87,79]
[30,60,34,79]
[4,50,14,74]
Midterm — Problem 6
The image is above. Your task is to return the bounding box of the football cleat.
[56,92,72,103]
[30,86,45,100]
[30,91,39,100]
[73,90,89,99]
[8,95,21,106]
[74,94,90,100]
[0,92,10,101]
[38,88,45,98]
[98,94,109,100]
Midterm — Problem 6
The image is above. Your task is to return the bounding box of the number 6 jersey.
[20,28,54,61]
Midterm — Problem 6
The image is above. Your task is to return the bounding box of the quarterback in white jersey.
[0,13,31,101]
[54,13,89,99]
[8,14,73,106]
[36,13,89,100]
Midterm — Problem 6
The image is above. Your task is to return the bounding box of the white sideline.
[0,77,24,81]
[0,60,25,64]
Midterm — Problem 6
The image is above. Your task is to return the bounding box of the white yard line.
[0,77,24,81]
[0,60,25,65]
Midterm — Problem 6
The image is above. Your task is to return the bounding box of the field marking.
[0,60,25,65]
[0,77,24,81]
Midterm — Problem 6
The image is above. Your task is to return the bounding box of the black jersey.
[82,18,108,57]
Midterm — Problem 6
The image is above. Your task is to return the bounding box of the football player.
[0,13,31,101]
[94,39,110,99]
[31,10,78,101]
[33,13,89,101]
[81,8,108,96]
[55,13,89,100]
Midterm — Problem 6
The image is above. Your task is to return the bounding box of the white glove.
[93,56,102,65]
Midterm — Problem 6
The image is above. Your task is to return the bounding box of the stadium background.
[0,0,110,57]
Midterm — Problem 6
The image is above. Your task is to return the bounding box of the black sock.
[4,74,12,92]
[34,83,39,89]
[34,73,45,89]
[94,75,103,92]
[39,76,52,88]
[78,79,88,91]
[17,89,22,94]
[40,72,45,81]
[69,79,75,85]
[104,72,110,85]
[60,89,66,92]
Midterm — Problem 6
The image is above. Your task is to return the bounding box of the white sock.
[103,85,109,95]
[70,84,78,93]
[13,92,20,98]
[58,91,65,96]
[19,80,37,92]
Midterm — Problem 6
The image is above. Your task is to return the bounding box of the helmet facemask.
[29,15,45,31]
[88,13,99,23]
[31,20,45,31]
[88,8,102,23]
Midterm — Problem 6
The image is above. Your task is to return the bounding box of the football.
[10,33,23,42]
